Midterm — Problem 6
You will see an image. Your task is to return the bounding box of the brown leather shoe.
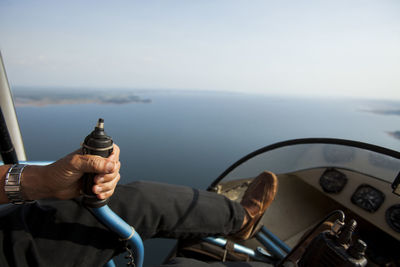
[234,171,278,240]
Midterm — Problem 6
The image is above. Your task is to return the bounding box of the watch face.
[386,204,400,233]
[351,184,385,213]
[319,168,347,193]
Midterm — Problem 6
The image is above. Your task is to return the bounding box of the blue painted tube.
[255,232,286,259]
[92,206,144,267]
[0,161,54,166]
[203,237,267,261]
[260,226,291,253]
[104,259,116,267]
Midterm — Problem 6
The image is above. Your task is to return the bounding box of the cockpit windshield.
[218,139,400,184]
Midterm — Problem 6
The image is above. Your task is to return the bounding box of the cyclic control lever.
[82,118,114,208]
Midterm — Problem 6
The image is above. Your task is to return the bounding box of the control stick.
[82,118,114,208]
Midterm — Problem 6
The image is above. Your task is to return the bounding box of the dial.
[386,204,400,233]
[319,168,347,193]
[351,184,385,213]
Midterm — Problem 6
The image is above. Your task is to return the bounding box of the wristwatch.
[5,164,34,204]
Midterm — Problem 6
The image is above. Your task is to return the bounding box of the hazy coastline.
[13,88,151,106]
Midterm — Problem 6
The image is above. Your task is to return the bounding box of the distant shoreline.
[361,109,400,141]
[13,89,151,106]
[363,109,400,116]
[14,97,151,106]
[388,131,400,141]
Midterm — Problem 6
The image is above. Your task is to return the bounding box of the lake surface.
[14,91,400,266]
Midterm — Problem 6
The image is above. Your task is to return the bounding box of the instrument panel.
[296,168,400,240]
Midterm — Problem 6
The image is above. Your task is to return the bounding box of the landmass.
[360,107,400,141]
[388,131,400,141]
[365,109,400,116]
[13,88,151,106]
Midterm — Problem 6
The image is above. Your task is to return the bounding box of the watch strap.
[5,164,35,204]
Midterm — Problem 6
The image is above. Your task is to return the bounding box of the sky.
[0,0,399,99]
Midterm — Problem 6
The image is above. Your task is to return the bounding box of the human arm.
[0,144,121,204]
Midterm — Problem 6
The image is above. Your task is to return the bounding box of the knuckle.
[70,154,83,170]
[111,145,120,159]
[103,183,111,191]
[114,144,120,152]
[107,189,114,198]
[111,174,120,186]
[90,157,104,171]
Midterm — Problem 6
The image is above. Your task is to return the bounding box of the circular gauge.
[351,184,385,213]
[319,168,348,193]
[386,204,400,233]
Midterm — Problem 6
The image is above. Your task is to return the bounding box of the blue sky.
[0,0,399,99]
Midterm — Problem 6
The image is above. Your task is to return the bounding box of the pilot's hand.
[22,144,121,201]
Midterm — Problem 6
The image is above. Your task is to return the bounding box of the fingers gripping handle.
[82,118,114,208]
